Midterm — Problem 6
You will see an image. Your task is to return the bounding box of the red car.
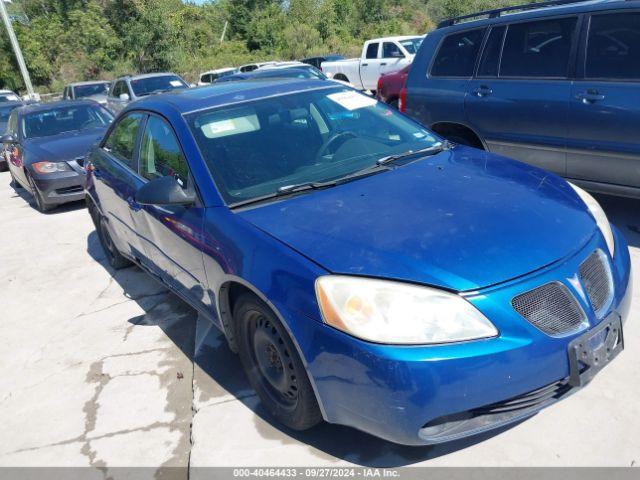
[376,65,410,109]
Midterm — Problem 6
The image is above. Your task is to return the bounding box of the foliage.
[0,0,520,93]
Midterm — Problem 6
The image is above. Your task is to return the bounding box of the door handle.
[362,63,368,67]
[473,85,493,97]
[576,90,605,103]
[127,196,141,212]
[380,62,387,66]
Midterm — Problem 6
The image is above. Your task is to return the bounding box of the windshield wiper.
[376,141,450,166]
[276,180,337,195]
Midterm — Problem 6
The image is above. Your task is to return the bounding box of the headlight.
[569,183,614,257]
[315,276,498,345]
[32,161,71,174]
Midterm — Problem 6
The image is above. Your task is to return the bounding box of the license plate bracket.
[568,314,623,387]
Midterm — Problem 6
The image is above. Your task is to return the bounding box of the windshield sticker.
[327,91,377,111]
[170,80,184,87]
[200,114,260,139]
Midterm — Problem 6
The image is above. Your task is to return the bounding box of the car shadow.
[85,230,526,467]
[595,194,640,249]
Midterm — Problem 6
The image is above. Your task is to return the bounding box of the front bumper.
[31,168,86,206]
[287,227,632,446]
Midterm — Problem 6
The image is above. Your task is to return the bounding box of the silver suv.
[107,73,188,114]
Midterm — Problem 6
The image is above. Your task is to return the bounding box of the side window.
[8,112,17,135]
[478,26,506,77]
[431,28,485,77]
[382,42,403,58]
[200,74,210,84]
[365,42,379,59]
[586,13,640,80]
[500,17,578,78]
[110,82,120,98]
[139,116,189,189]
[104,113,144,168]
[62,87,68,100]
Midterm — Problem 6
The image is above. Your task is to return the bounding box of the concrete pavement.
[0,171,638,471]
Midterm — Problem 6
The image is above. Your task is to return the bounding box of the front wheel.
[234,293,322,431]
[27,174,53,212]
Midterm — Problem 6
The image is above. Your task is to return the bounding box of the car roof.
[16,99,102,114]
[436,0,634,31]
[68,80,110,87]
[132,78,342,115]
[368,35,424,43]
[200,67,236,75]
[0,90,16,94]
[118,72,181,81]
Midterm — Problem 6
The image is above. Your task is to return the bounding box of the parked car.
[0,101,25,171]
[238,61,278,73]
[107,73,189,114]
[322,35,424,91]
[216,65,328,83]
[85,78,631,446]
[1,100,113,212]
[405,0,640,198]
[62,81,111,106]
[300,55,345,70]
[198,68,237,85]
[376,65,410,109]
[0,90,21,103]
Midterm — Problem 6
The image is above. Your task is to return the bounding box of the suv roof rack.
[437,0,594,28]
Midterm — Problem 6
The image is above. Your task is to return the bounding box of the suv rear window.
[586,13,640,80]
[431,28,485,77]
[500,17,577,78]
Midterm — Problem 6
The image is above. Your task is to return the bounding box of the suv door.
[465,17,579,175]
[136,114,207,308]
[91,112,148,260]
[567,11,640,191]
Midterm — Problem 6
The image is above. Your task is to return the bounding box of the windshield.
[0,93,21,103]
[399,37,424,54]
[0,104,21,121]
[74,83,109,98]
[22,104,113,139]
[130,75,187,97]
[188,87,439,205]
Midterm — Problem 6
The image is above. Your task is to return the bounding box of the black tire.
[97,216,132,269]
[234,293,322,431]
[389,98,399,110]
[27,174,53,212]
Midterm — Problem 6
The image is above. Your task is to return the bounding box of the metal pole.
[220,20,228,43]
[0,0,35,98]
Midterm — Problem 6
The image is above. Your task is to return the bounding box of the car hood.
[238,147,597,292]
[25,127,107,162]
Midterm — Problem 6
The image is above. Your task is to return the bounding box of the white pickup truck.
[321,36,424,92]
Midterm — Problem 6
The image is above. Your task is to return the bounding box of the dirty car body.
[84,80,632,446]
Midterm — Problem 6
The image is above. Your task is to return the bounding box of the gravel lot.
[0,171,638,472]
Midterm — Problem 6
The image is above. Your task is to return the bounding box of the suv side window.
[139,115,189,189]
[431,28,485,77]
[586,12,640,80]
[104,113,144,168]
[365,42,379,59]
[382,42,403,58]
[478,26,506,77]
[500,17,578,78]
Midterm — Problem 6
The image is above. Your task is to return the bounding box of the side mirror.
[119,93,130,101]
[1,134,17,145]
[135,176,195,207]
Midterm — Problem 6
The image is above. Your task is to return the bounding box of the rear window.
[500,17,577,78]
[130,75,187,97]
[74,83,109,98]
[431,28,485,77]
[586,13,640,80]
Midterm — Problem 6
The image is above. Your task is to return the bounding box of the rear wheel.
[97,216,132,269]
[27,174,53,212]
[234,293,322,431]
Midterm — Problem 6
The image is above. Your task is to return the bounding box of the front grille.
[55,185,83,195]
[579,250,614,317]
[512,282,586,335]
[472,379,572,416]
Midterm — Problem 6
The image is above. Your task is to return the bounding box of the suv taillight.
[399,87,407,113]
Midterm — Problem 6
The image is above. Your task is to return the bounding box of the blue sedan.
[85,79,632,446]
